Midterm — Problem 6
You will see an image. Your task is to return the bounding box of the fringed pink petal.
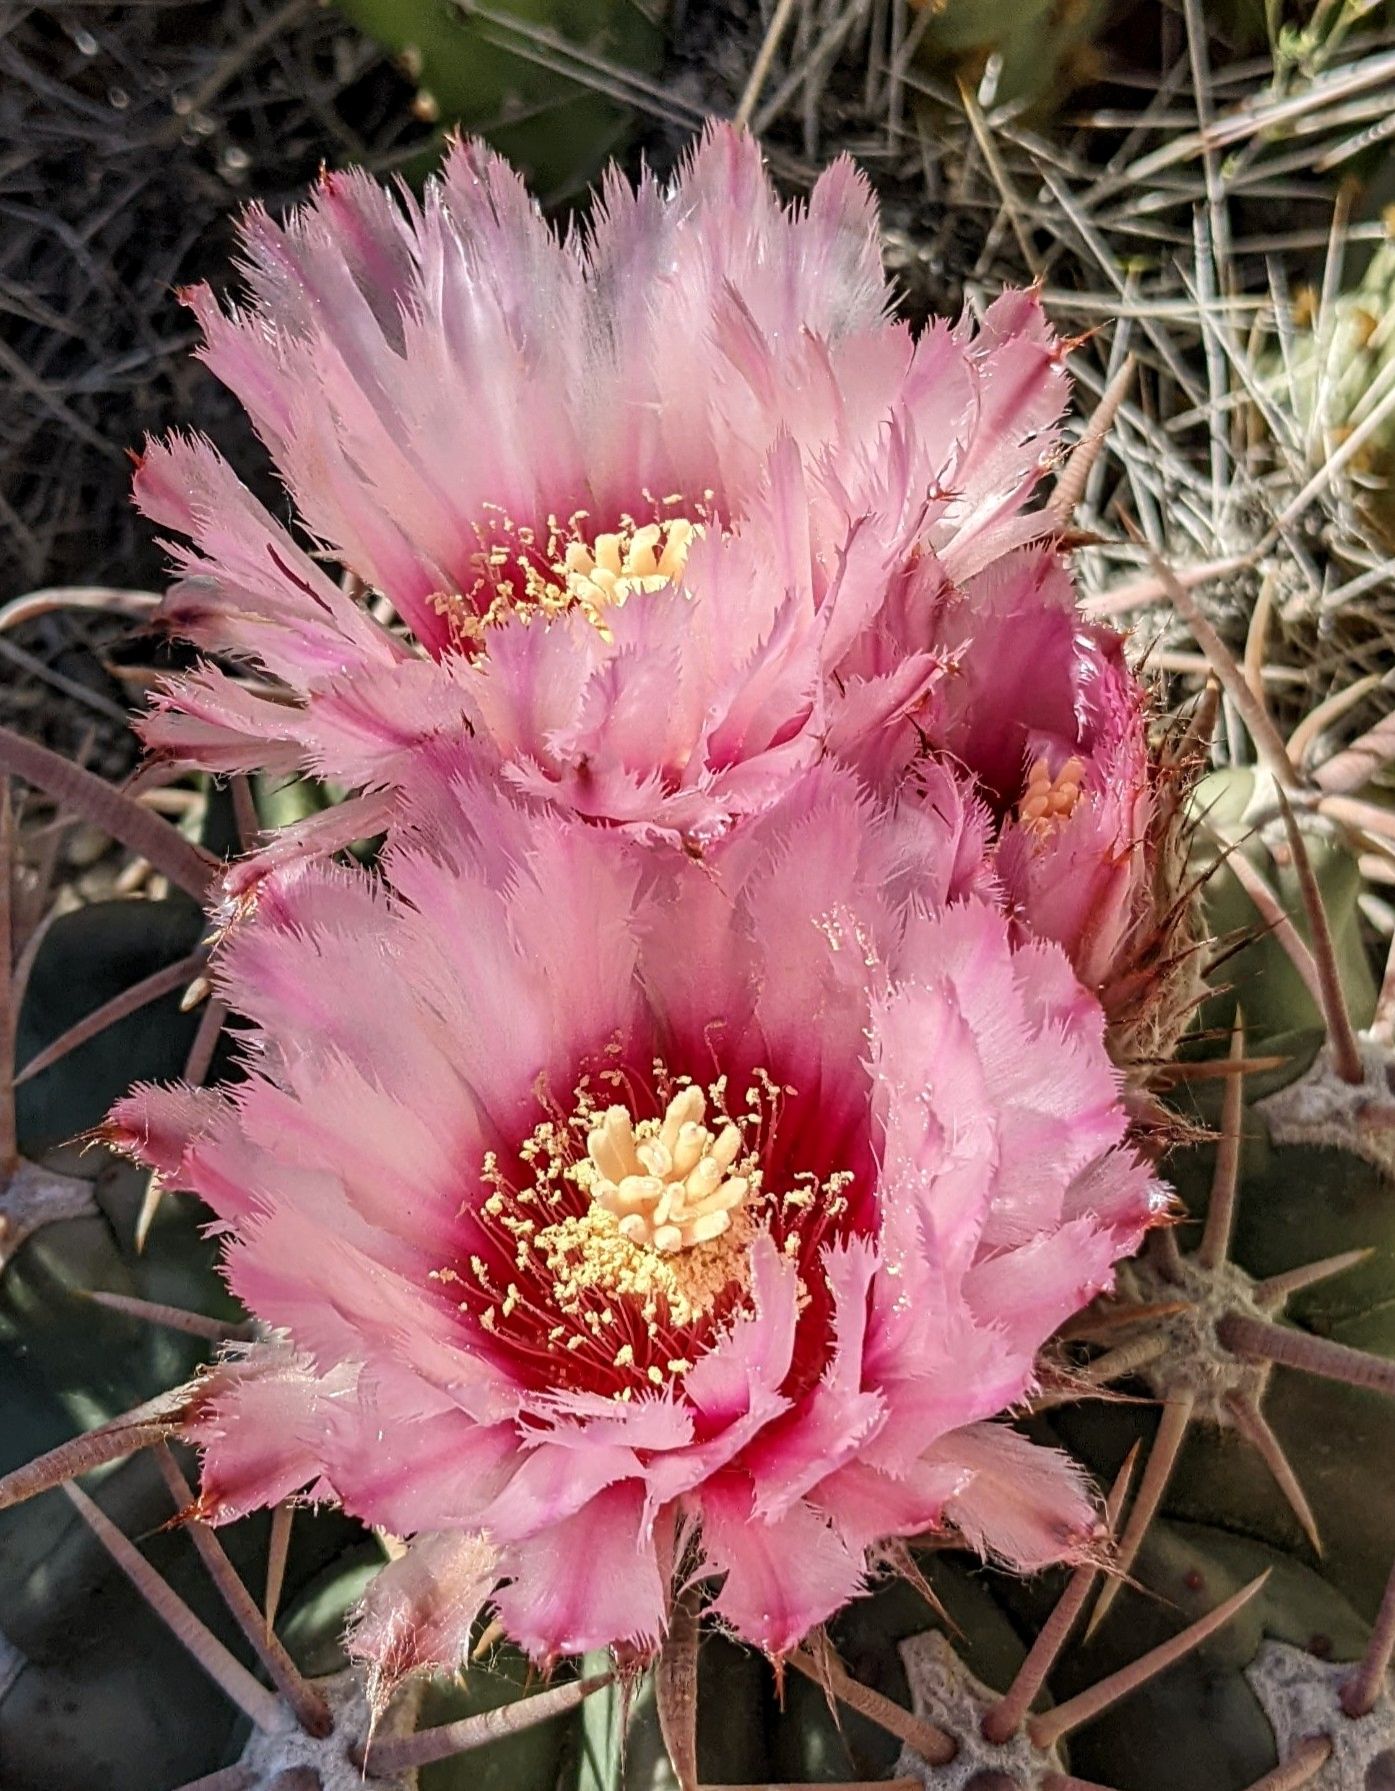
[925,289,1069,580]
[221,791,395,905]
[681,1233,799,1428]
[924,546,1082,802]
[517,1387,694,1452]
[295,658,478,785]
[220,1204,487,1402]
[871,969,998,1277]
[1062,1149,1166,1249]
[135,433,400,680]
[857,1315,1035,1476]
[884,902,1132,1253]
[926,1423,1099,1570]
[350,1531,499,1703]
[998,682,1153,994]
[666,124,889,341]
[324,1390,517,1534]
[493,1483,669,1662]
[961,1217,1123,1355]
[701,1481,866,1655]
[747,1238,887,1521]
[138,667,310,776]
[807,1456,967,1555]
[187,1347,349,1522]
[478,1442,647,1544]
[104,1083,222,1178]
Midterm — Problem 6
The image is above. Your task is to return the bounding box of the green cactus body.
[1190,767,1377,1072]
[334,0,666,201]
[1054,1521,1371,1791]
[909,0,1114,111]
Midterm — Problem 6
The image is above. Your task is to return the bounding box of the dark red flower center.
[442,1058,872,1406]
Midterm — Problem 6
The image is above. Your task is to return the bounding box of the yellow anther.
[1019,754,1087,834]
[593,532,625,575]
[556,517,702,624]
[466,1066,853,1397]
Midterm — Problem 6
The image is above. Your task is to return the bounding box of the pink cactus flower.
[841,540,1157,999]
[109,759,1162,1675]
[134,124,1072,847]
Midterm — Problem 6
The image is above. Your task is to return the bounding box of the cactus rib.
[153,1445,335,1739]
[60,1479,291,1735]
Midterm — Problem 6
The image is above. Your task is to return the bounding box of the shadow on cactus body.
[15,898,208,1154]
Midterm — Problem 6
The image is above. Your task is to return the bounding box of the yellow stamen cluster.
[536,1202,754,1337]
[457,1076,764,1386]
[439,505,705,641]
[1019,754,1086,833]
[583,1085,752,1253]
[559,519,698,621]
[452,1070,857,1397]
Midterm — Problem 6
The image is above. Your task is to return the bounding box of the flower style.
[108,757,1162,1678]
[134,124,1073,846]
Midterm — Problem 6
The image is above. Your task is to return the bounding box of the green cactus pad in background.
[908,0,1114,110]
[334,0,667,201]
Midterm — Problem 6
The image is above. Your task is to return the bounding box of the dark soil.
[0,0,432,764]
